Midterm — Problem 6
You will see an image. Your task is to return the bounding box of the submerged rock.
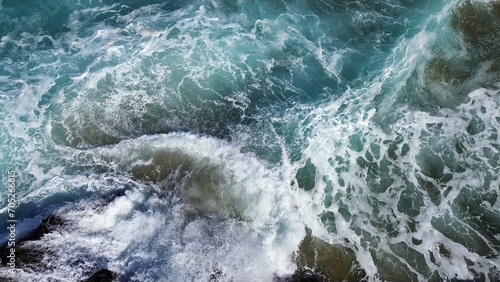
[292,232,359,282]
[128,148,242,219]
[296,158,317,191]
[450,0,500,61]
[424,57,472,85]
[426,0,500,84]
[19,215,64,242]
[274,229,369,282]
[421,0,500,109]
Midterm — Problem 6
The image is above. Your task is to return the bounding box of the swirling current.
[0,0,499,281]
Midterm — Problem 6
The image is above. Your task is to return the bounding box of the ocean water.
[0,0,499,281]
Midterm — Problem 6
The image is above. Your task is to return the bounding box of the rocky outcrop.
[0,215,64,270]
[83,269,118,282]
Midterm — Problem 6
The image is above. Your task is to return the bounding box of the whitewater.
[0,0,499,281]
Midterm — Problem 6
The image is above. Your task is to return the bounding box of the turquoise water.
[0,0,499,281]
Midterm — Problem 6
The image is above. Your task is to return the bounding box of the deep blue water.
[0,0,499,281]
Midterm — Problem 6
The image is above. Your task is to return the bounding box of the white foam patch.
[0,133,304,281]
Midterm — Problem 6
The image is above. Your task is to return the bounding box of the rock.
[19,215,64,242]
[293,233,354,282]
[0,215,64,269]
[450,0,500,61]
[83,269,117,282]
[296,158,317,191]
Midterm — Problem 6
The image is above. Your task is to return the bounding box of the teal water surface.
[0,0,499,281]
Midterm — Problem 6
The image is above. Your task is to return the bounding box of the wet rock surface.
[286,231,367,282]
[83,269,118,282]
[0,215,64,270]
[0,213,122,281]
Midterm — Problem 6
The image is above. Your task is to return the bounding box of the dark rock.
[0,215,64,268]
[274,269,327,282]
[20,215,64,242]
[83,269,117,282]
[293,233,354,282]
[438,243,451,258]
[424,57,471,85]
[13,246,48,270]
[450,0,500,61]
[296,158,317,191]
